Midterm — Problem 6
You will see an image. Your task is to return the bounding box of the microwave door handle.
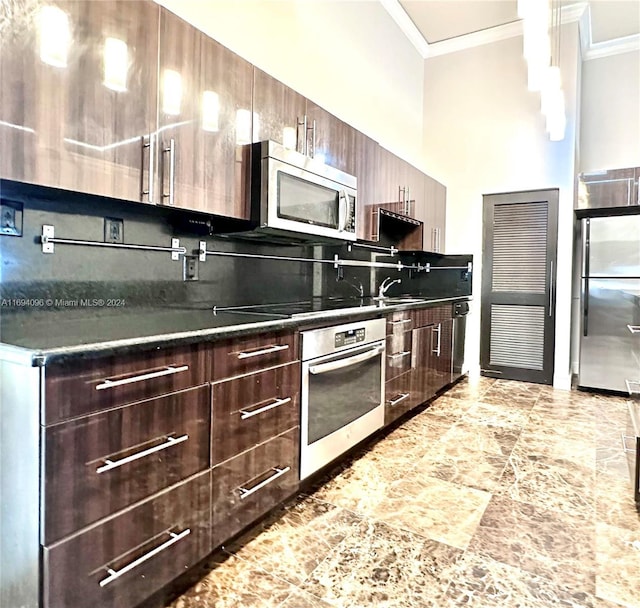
[338,190,348,232]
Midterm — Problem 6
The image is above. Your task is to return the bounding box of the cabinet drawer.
[43,471,211,608]
[43,385,210,544]
[386,311,413,334]
[386,331,412,381]
[413,305,452,328]
[44,344,208,424]
[212,428,299,548]
[212,363,300,465]
[385,371,423,425]
[211,331,297,381]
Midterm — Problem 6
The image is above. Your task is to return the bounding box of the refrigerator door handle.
[583,219,590,337]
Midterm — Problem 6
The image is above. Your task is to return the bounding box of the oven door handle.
[308,346,383,375]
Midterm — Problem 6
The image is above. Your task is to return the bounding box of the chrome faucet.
[377,276,401,299]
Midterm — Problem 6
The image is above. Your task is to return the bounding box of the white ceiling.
[398,0,640,48]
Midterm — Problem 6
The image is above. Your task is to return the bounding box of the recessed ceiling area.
[399,0,519,44]
[589,0,640,43]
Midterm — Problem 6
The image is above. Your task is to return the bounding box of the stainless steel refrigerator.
[578,214,640,393]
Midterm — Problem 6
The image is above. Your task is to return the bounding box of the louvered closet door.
[481,190,558,384]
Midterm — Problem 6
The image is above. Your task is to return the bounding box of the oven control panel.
[335,328,365,348]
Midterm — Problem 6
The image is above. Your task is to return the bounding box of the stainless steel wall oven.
[300,318,385,479]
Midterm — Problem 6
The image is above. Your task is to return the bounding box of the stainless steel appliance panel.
[300,318,385,480]
[579,278,640,392]
[588,215,640,277]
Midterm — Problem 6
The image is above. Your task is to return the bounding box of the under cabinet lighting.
[202,91,220,132]
[38,5,71,68]
[282,126,297,150]
[162,69,182,115]
[103,37,128,92]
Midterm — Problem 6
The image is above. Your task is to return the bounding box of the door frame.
[480,189,559,384]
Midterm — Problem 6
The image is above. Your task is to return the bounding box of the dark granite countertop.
[0,295,471,366]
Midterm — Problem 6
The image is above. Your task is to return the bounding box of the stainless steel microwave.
[249,141,357,242]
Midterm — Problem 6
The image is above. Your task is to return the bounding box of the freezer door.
[579,278,640,392]
[587,215,640,277]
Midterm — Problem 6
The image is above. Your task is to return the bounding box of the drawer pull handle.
[390,319,412,326]
[95,365,189,390]
[96,434,188,474]
[236,344,289,360]
[622,433,637,453]
[388,393,410,407]
[628,325,640,334]
[387,351,410,360]
[238,466,290,499]
[240,397,292,420]
[99,528,191,587]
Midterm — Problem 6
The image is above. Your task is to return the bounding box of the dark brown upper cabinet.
[252,69,356,174]
[579,167,639,209]
[157,8,253,217]
[0,0,159,202]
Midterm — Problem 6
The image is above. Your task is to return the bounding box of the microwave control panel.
[335,328,366,348]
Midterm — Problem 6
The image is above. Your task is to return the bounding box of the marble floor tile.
[167,553,295,608]
[525,408,595,444]
[278,589,336,608]
[511,430,597,467]
[443,376,495,401]
[481,379,542,409]
[401,405,461,438]
[369,472,492,550]
[225,496,362,587]
[595,472,640,532]
[422,395,476,420]
[463,400,531,429]
[497,448,596,517]
[443,550,604,608]
[416,422,517,492]
[469,495,596,593]
[595,522,640,608]
[301,519,463,608]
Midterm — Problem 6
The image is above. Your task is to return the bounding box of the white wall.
[154,0,426,166]
[422,25,581,389]
[580,50,640,173]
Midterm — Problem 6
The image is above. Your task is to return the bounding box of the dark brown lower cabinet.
[385,370,422,425]
[212,428,299,548]
[43,471,211,608]
[212,363,300,465]
[43,385,211,544]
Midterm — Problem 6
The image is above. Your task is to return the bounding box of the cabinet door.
[43,385,211,544]
[252,68,306,152]
[44,471,211,608]
[355,132,379,240]
[410,324,438,404]
[423,174,446,252]
[375,146,405,205]
[5,1,160,201]
[580,168,638,208]
[432,318,453,392]
[305,102,356,174]
[406,164,426,227]
[158,9,253,217]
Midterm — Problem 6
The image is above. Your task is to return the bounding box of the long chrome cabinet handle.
[99,528,191,587]
[387,351,410,360]
[549,260,554,318]
[621,433,637,453]
[309,346,383,375]
[95,365,189,390]
[162,138,176,205]
[627,325,640,334]
[583,218,590,337]
[239,466,290,499]
[96,434,189,474]
[388,392,410,407]
[310,119,316,158]
[140,134,155,203]
[239,397,292,420]
[236,344,289,360]
[432,324,442,356]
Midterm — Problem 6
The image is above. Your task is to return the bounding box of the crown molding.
[584,33,640,60]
